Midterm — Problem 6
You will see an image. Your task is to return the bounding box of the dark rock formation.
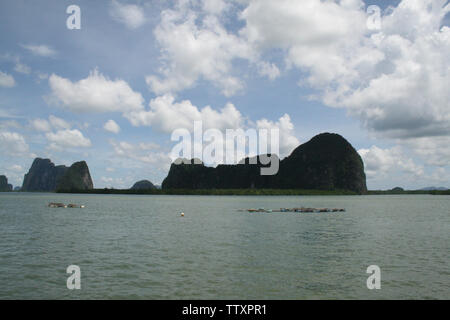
[130,180,156,190]
[56,161,94,192]
[162,133,367,194]
[0,175,13,192]
[21,158,93,192]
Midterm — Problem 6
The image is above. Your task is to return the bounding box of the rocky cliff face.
[130,180,156,190]
[0,175,13,192]
[21,158,67,192]
[55,161,94,192]
[274,133,367,193]
[162,133,367,194]
[21,158,94,192]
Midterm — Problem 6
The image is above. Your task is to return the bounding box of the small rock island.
[130,180,157,191]
[0,175,13,192]
[21,158,94,192]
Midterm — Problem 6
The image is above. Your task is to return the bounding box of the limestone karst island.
[2,133,368,195]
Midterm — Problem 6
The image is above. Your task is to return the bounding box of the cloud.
[402,136,450,167]
[255,114,299,157]
[126,94,244,132]
[104,119,121,134]
[21,44,57,57]
[46,129,92,150]
[8,164,24,172]
[109,0,146,29]
[30,118,51,132]
[30,115,71,132]
[240,0,450,140]
[201,0,229,15]
[0,120,21,130]
[48,69,145,114]
[110,139,171,167]
[14,62,31,74]
[48,115,71,130]
[146,4,254,96]
[358,145,424,180]
[257,61,281,80]
[127,94,299,161]
[0,71,15,87]
[0,131,29,156]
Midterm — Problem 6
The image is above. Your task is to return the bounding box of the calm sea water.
[0,193,448,299]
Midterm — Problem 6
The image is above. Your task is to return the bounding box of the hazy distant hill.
[162,133,367,194]
[419,186,448,191]
[130,180,156,190]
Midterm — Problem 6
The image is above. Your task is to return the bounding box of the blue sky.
[0,0,449,190]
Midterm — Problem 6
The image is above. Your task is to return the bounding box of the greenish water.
[0,193,448,299]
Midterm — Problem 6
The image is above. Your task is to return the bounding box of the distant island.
[21,158,93,192]
[163,133,368,194]
[0,175,13,192]
[130,180,157,191]
[4,132,448,196]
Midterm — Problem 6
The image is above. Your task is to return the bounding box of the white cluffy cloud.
[46,129,92,150]
[110,140,168,165]
[21,44,57,57]
[0,71,15,87]
[146,0,449,165]
[256,114,299,157]
[0,131,29,156]
[29,115,90,151]
[146,4,255,96]
[126,94,243,132]
[104,119,121,134]
[30,115,71,132]
[240,0,450,140]
[358,145,424,180]
[109,0,146,29]
[48,69,145,114]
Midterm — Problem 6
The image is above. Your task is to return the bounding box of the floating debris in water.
[242,207,345,213]
[48,203,84,208]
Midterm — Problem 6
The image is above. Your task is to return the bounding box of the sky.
[0,0,449,190]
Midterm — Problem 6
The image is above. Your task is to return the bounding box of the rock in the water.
[21,158,67,192]
[130,180,156,190]
[0,175,13,192]
[162,133,367,194]
[22,158,94,192]
[56,161,94,192]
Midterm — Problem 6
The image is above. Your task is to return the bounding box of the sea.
[0,193,448,299]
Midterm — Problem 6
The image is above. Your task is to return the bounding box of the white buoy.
[181,212,185,217]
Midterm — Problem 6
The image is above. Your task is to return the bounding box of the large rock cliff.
[0,175,13,192]
[21,158,94,192]
[21,158,68,192]
[162,133,367,194]
[55,161,94,192]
